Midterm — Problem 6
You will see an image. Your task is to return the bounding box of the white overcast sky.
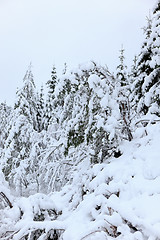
[0,0,155,105]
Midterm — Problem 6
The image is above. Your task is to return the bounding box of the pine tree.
[0,102,12,155]
[44,97,53,130]
[2,114,34,195]
[62,62,67,75]
[130,55,138,80]
[44,65,58,129]
[116,47,133,141]
[54,61,121,163]
[46,65,57,96]
[14,64,38,130]
[134,13,153,115]
[116,46,128,87]
[36,85,45,132]
[142,1,160,116]
[1,65,43,195]
[131,5,160,117]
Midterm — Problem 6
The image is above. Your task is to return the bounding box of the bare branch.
[80,229,104,240]
[0,192,13,208]
[135,119,160,126]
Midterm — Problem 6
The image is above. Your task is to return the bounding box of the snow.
[0,2,160,236]
[100,94,108,108]
[88,74,101,89]
[79,62,95,72]
[1,122,160,239]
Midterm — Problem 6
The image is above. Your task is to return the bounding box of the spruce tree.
[54,61,121,163]
[131,4,160,117]
[130,55,138,80]
[134,14,153,115]
[14,64,38,130]
[142,1,160,116]
[46,65,57,96]
[35,85,46,132]
[2,65,41,194]
[0,102,12,155]
[2,114,34,195]
[116,46,128,87]
[116,47,132,141]
[45,65,58,129]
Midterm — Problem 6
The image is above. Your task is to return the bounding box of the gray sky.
[0,0,155,105]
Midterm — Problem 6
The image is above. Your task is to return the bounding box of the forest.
[0,1,160,239]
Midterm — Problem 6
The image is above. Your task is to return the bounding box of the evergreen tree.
[133,14,153,115]
[54,61,121,163]
[131,6,160,117]
[2,114,34,195]
[46,65,57,96]
[62,62,67,75]
[130,55,138,80]
[44,97,53,130]
[116,47,132,141]
[1,65,43,195]
[116,46,128,87]
[142,1,160,116]
[44,65,57,129]
[0,102,12,155]
[14,64,38,130]
[36,85,45,132]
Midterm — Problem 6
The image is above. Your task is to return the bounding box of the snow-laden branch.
[13,220,65,240]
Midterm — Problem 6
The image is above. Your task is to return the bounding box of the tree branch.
[0,192,13,208]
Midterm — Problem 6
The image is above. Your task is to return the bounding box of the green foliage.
[46,65,57,95]
[116,46,128,87]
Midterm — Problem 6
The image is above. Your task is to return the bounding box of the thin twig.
[1,230,19,240]
[80,229,104,240]
[135,119,160,126]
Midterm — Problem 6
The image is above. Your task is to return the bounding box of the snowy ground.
[0,122,160,240]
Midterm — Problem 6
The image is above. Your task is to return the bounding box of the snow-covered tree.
[35,85,45,132]
[131,4,160,117]
[116,47,132,141]
[54,62,121,164]
[116,46,128,87]
[0,102,12,155]
[130,55,138,80]
[44,65,58,130]
[1,65,42,195]
[14,64,38,131]
[131,15,152,115]
[46,65,57,97]
[2,114,35,195]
